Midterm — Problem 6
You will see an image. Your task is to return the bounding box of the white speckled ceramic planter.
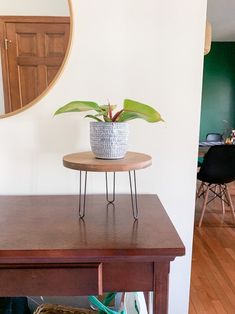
[90,122,129,159]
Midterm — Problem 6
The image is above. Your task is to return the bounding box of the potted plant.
[54,99,163,159]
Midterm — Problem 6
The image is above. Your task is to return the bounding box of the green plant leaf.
[84,115,103,122]
[112,109,123,122]
[117,111,142,122]
[99,105,117,121]
[103,116,112,122]
[94,113,105,117]
[54,101,101,115]
[123,99,164,122]
[100,105,117,112]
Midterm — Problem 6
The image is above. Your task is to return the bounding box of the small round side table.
[63,151,152,219]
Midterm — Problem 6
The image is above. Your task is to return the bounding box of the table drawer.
[0,263,102,296]
[103,262,154,291]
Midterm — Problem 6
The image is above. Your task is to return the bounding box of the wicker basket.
[33,304,96,314]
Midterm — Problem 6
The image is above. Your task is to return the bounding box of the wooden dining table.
[198,146,210,157]
[0,194,185,314]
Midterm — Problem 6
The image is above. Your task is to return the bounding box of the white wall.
[0,0,207,313]
[0,0,69,16]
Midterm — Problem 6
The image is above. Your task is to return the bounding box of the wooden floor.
[189,193,235,313]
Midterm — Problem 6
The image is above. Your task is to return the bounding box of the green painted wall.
[200,42,235,141]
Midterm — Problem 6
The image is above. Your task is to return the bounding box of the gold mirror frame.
[0,0,73,119]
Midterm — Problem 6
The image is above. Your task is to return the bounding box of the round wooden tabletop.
[63,151,152,172]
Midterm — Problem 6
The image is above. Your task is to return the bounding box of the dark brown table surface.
[0,194,185,314]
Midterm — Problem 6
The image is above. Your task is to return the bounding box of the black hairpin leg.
[105,172,116,203]
[129,170,138,219]
[78,171,87,218]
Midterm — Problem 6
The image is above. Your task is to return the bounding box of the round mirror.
[0,0,72,118]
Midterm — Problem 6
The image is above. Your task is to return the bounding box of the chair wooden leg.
[219,185,225,215]
[199,184,210,227]
[225,185,235,222]
[196,182,204,198]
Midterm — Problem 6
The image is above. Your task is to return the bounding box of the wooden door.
[0,16,70,113]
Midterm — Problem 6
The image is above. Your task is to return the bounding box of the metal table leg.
[78,170,138,220]
[105,172,116,204]
[129,170,138,219]
[78,170,87,218]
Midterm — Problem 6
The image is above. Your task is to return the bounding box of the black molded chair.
[196,145,235,227]
[206,133,223,142]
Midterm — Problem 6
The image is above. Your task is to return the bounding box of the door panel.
[47,66,60,85]
[19,66,38,106]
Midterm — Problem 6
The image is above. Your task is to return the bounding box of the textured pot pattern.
[90,122,129,159]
